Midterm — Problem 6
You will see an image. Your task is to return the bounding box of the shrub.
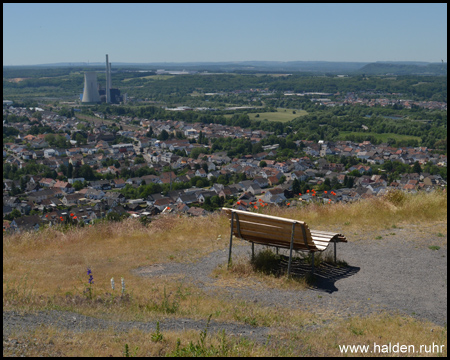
[384,189,407,206]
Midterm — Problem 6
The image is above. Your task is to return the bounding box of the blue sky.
[3,3,447,66]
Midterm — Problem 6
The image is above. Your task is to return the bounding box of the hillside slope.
[3,191,447,356]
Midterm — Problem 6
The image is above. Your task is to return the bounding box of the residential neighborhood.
[3,105,447,233]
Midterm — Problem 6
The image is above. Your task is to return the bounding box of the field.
[122,75,174,82]
[225,108,309,122]
[337,131,422,144]
[3,191,447,356]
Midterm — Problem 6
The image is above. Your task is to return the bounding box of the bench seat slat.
[237,235,318,252]
[310,230,341,235]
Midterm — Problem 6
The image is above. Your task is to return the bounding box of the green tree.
[73,180,84,191]
[347,176,355,188]
[292,178,300,195]
[190,147,203,160]
[158,129,169,141]
[45,134,56,145]
[9,182,20,196]
[278,175,286,185]
[412,161,422,174]
[75,132,87,145]
[78,164,96,180]
[20,176,29,192]
[10,209,22,219]
[67,163,73,178]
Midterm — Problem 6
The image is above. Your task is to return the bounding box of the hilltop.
[358,62,447,76]
[3,191,447,356]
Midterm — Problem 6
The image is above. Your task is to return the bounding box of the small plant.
[170,314,226,357]
[161,286,178,314]
[350,326,364,336]
[4,274,35,306]
[148,286,179,314]
[428,245,440,251]
[176,282,190,300]
[437,233,444,237]
[151,321,163,342]
[123,343,139,357]
[375,236,383,240]
[84,267,94,300]
[344,221,350,226]
[243,316,258,327]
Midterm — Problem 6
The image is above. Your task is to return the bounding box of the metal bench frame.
[222,208,347,275]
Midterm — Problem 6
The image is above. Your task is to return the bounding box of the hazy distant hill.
[357,62,447,75]
[4,61,369,74]
[4,60,446,75]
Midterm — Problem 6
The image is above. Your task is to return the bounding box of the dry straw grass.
[3,190,447,356]
[4,313,446,357]
[3,191,446,308]
[256,189,447,232]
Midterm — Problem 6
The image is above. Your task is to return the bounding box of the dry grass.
[269,312,447,357]
[257,189,447,233]
[3,324,269,357]
[4,213,228,302]
[4,313,446,357]
[3,191,447,356]
[212,254,310,291]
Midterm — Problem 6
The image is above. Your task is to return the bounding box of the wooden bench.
[222,207,347,275]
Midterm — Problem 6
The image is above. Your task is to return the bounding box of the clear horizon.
[3,3,447,66]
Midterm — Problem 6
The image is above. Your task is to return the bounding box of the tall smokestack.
[109,62,112,89]
[106,54,111,103]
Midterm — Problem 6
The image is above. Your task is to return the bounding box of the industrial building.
[81,54,122,104]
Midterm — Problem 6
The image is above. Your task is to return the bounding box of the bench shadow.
[278,256,360,293]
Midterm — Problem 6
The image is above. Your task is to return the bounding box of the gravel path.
[132,226,447,327]
[3,225,447,355]
[3,310,270,342]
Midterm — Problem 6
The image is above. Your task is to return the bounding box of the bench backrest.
[222,207,318,251]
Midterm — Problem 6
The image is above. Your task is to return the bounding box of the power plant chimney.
[108,62,112,91]
[81,71,101,103]
[106,54,111,103]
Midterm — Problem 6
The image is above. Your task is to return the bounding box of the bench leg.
[251,242,254,261]
[334,241,337,264]
[311,251,315,275]
[228,212,234,268]
[287,223,296,277]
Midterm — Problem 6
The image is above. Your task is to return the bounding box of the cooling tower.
[82,72,101,103]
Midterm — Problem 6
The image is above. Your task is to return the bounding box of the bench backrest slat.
[223,207,316,250]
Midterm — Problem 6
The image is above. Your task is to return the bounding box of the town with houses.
[3,105,447,233]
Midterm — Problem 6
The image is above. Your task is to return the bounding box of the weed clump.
[250,249,283,276]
